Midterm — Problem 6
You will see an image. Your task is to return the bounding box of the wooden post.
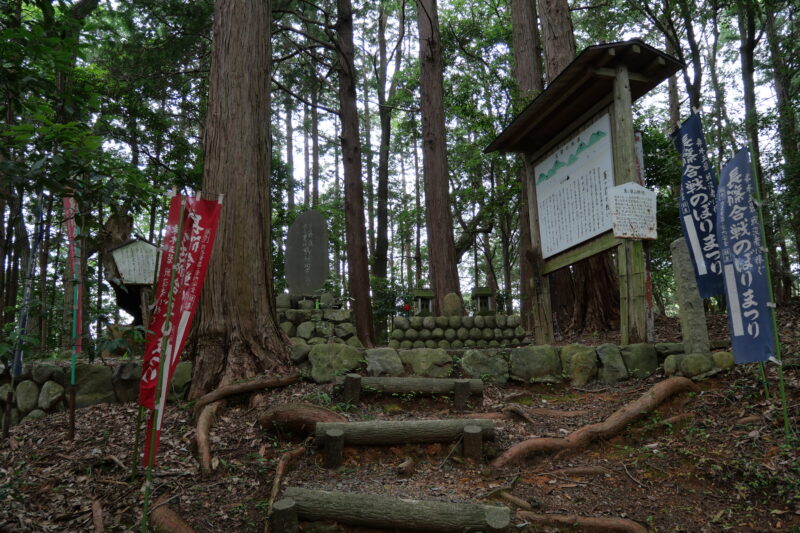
[323,428,344,469]
[453,379,470,411]
[271,498,299,533]
[2,390,12,438]
[523,157,554,344]
[611,63,647,344]
[67,386,76,441]
[342,374,361,404]
[462,425,482,461]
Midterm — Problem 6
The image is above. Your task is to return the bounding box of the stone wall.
[297,341,734,385]
[277,308,362,349]
[387,314,526,350]
[0,360,193,427]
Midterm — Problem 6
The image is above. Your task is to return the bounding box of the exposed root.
[545,466,612,477]
[463,407,590,422]
[91,500,104,532]
[264,444,307,533]
[151,494,196,533]
[197,401,221,477]
[193,373,300,418]
[527,407,591,417]
[492,377,699,468]
[258,402,347,435]
[517,511,647,533]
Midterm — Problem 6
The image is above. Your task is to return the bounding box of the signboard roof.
[485,39,683,155]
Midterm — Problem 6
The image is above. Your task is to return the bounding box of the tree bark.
[417,0,460,311]
[315,419,495,445]
[336,0,376,347]
[190,0,290,400]
[284,487,511,532]
[285,101,295,212]
[508,0,543,326]
[537,0,575,81]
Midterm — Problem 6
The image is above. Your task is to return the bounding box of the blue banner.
[716,148,776,364]
[673,113,724,297]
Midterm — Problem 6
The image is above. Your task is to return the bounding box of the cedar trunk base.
[283,487,510,532]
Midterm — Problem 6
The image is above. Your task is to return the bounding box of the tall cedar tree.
[336,0,376,347]
[191,0,290,399]
[417,0,461,312]
[539,0,620,333]
[510,0,544,332]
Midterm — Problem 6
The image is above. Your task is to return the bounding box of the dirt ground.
[1,308,798,532]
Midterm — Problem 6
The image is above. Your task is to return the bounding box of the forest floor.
[1,306,799,532]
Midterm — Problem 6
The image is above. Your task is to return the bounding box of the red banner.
[140,194,222,465]
[63,197,83,358]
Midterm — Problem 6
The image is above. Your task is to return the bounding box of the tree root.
[91,500,104,532]
[258,403,347,435]
[151,495,196,533]
[264,444,307,533]
[197,401,221,477]
[517,511,647,533]
[492,377,699,468]
[463,406,590,422]
[193,373,300,418]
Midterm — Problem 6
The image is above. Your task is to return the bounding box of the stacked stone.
[387,314,526,350]
[0,360,193,427]
[278,307,362,352]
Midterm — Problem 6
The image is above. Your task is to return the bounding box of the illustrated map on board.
[535,113,615,258]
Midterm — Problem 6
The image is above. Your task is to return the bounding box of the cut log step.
[333,376,483,396]
[315,419,495,445]
[283,487,510,532]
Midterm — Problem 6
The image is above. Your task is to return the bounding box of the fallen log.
[151,495,196,533]
[283,487,510,532]
[258,403,347,435]
[193,373,300,418]
[517,511,647,533]
[492,377,699,468]
[315,419,495,445]
[333,376,483,396]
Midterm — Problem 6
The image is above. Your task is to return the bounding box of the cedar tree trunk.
[336,0,376,347]
[417,0,460,311]
[191,0,290,399]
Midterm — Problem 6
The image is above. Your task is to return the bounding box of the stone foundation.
[0,360,193,427]
[387,314,526,350]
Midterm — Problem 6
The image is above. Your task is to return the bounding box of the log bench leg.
[463,424,483,461]
[271,497,298,533]
[323,428,344,469]
[453,379,470,411]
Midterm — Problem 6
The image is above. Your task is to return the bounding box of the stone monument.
[671,237,711,354]
[285,210,329,298]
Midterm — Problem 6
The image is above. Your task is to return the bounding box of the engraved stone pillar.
[670,237,710,354]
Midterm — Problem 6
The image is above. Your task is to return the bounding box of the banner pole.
[746,147,792,441]
[67,200,81,442]
[141,196,186,533]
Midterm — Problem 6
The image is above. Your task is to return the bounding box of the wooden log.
[258,403,347,435]
[284,487,510,532]
[270,498,298,533]
[323,428,344,468]
[453,379,470,411]
[462,425,482,461]
[315,419,495,446]
[342,374,361,404]
[333,376,483,396]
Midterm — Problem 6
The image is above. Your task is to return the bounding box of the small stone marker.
[671,237,710,353]
[285,210,329,297]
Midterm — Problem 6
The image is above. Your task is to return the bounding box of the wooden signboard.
[486,40,683,344]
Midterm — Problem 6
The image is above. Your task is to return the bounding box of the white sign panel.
[535,113,614,258]
[111,240,159,285]
[609,182,657,239]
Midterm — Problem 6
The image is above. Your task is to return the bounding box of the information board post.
[611,62,648,344]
